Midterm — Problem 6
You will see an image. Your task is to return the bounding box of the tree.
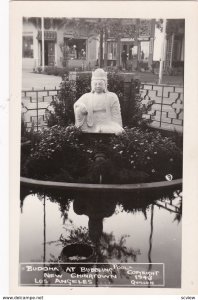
[24,17,151,69]
[166,19,185,36]
[60,18,138,68]
[59,42,70,68]
[156,19,184,36]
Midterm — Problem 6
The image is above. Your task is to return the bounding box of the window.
[107,41,117,60]
[64,38,86,60]
[173,38,183,62]
[140,41,149,61]
[130,45,138,59]
[23,36,33,58]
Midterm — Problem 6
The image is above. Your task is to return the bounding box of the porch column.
[148,37,154,70]
[148,19,156,69]
[116,38,121,67]
[104,28,108,68]
[158,19,167,84]
[99,28,103,67]
[41,17,45,71]
[137,40,141,70]
[169,33,175,68]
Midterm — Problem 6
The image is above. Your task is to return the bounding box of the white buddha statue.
[74,68,124,135]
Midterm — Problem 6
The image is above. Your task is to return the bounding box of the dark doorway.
[123,44,127,52]
[41,41,55,66]
[44,41,49,65]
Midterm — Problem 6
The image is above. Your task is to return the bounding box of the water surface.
[20,188,182,288]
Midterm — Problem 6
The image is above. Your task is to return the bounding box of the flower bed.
[21,125,182,184]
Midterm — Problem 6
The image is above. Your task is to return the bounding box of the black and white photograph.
[8,0,198,295]
[19,16,183,289]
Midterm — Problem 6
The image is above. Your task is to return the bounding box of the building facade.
[22,18,156,72]
[164,20,184,74]
[22,18,99,71]
[105,19,155,71]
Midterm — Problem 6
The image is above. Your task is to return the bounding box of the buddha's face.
[92,79,106,94]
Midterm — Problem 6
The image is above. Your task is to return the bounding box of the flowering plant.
[22,125,182,184]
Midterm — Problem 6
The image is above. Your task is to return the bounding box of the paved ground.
[135,71,184,86]
[22,70,183,91]
[22,70,62,90]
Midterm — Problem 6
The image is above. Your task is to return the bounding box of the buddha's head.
[91,68,107,93]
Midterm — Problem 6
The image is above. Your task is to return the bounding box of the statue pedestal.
[80,132,115,162]
[81,132,115,140]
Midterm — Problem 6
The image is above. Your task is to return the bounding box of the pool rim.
[20,176,182,191]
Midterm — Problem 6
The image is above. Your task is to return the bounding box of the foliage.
[36,66,42,73]
[108,127,182,181]
[138,61,149,71]
[21,125,182,184]
[47,73,93,127]
[47,78,77,127]
[43,190,72,224]
[108,74,149,128]
[166,19,185,36]
[151,61,160,69]
[59,42,70,68]
[22,125,90,182]
[21,119,38,169]
[76,73,92,99]
[156,19,185,36]
[60,223,140,263]
[47,72,146,128]
[52,18,138,41]
[43,66,69,78]
[21,118,31,143]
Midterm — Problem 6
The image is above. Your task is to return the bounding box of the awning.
[37,31,57,41]
[137,36,150,41]
[120,38,135,42]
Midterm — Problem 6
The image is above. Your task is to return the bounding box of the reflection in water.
[42,195,46,285]
[148,204,154,265]
[20,186,182,288]
[147,204,154,288]
[43,195,46,264]
[73,195,116,243]
[61,197,141,265]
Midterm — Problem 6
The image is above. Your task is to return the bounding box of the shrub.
[138,62,149,71]
[47,78,77,127]
[47,71,147,128]
[22,125,91,182]
[43,66,69,78]
[21,118,30,143]
[21,126,182,184]
[108,128,182,182]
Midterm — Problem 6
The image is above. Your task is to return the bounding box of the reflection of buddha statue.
[74,69,124,135]
[73,197,116,243]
